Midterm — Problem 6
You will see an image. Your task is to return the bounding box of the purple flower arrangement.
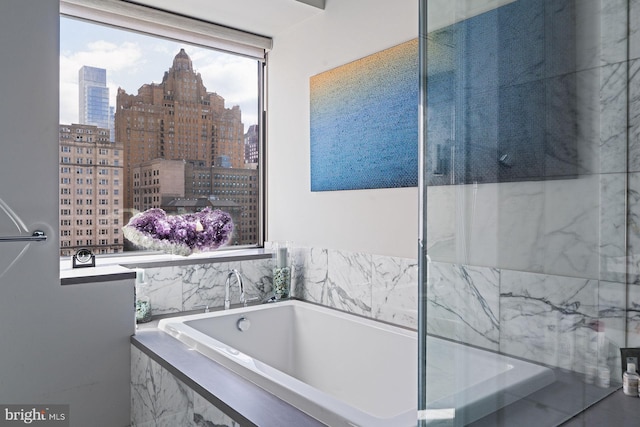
[122,207,234,256]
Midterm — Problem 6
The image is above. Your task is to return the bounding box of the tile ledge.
[60,247,271,285]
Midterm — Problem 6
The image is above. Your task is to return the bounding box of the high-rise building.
[244,124,259,164]
[59,123,124,256]
[109,106,115,143]
[132,158,185,212]
[128,158,259,245]
[79,66,110,130]
[186,161,259,245]
[115,49,246,221]
[210,165,259,245]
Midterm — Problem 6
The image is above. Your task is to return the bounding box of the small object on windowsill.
[72,248,95,268]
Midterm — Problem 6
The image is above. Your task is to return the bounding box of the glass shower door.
[419,0,629,425]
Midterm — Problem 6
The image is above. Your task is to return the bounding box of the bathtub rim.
[131,329,326,427]
[158,299,418,427]
[157,299,561,427]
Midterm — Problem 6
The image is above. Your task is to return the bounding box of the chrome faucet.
[224,269,245,309]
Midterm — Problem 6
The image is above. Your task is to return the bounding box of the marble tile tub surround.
[276,245,636,378]
[132,244,420,325]
[132,242,638,379]
[290,246,419,329]
[131,345,239,427]
[140,257,274,316]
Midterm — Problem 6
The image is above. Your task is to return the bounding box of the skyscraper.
[115,49,246,220]
[59,123,124,256]
[244,124,259,164]
[79,65,110,130]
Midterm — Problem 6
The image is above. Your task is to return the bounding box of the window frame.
[59,0,268,260]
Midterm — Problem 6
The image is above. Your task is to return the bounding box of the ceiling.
[128,0,325,38]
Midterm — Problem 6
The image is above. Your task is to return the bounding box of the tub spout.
[224,269,245,309]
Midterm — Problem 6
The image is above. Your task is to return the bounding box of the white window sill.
[60,247,272,285]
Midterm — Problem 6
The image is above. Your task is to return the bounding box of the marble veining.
[627,173,640,284]
[631,0,640,61]
[572,62,627,175]
[371,255,418,328]
[599,174,627,283]
[140,260,273,316]
[131,345,195,426]
[597,62,628,174]
[181,262,241,312]
[500,270,599,372]
[598,0,630,66]
[292,246,328,304]
[541,177,599,279]
[427,262,500,350]
[573,0,628,70]
[325,249,372,315]
[628,285,640,347]
[630,59,640,172]
[597,281,626,375]
[426,174,624,282]
[143,266,184,316]
[131,346,238,427]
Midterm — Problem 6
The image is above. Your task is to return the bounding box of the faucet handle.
[243,296,260,307]
[192,304,210,313]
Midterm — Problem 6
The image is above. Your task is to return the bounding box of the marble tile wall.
[288,243,634,380]
[137,240,637,381]
[415,0,640,381]
[139,258,273,316]
[134,247,420,329]
[291,248,631,379]
[628,0,640,356]
[424,221,632,373]
[291,246,419,329]
[131,345,238,427]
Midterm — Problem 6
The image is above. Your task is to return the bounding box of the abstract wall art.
[310,39,419,192]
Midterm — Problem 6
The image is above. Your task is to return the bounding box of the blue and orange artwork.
[310,39,419,191]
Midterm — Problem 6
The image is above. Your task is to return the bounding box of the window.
[59,3,266,256]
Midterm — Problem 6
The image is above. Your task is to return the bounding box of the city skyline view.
[59,17,262,255]
[60,16,259,132]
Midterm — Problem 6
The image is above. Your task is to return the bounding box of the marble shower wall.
[416,0,640,378]
[627,0,640,349]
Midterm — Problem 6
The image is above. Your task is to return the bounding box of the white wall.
[0,2,133,426]
[267,0,419,259]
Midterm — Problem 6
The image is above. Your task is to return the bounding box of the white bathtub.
[158,300,554,427]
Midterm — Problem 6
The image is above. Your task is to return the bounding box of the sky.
[59,17,259,132]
